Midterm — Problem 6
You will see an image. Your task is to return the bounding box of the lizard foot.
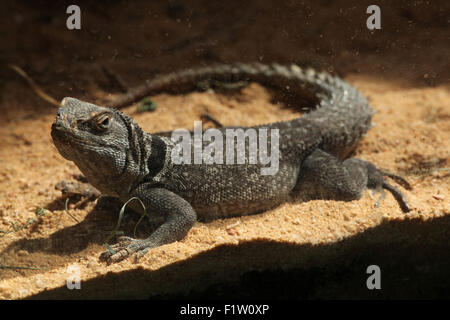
[377,178,411,213]
[100,236,152,264]
[367,166,412,213]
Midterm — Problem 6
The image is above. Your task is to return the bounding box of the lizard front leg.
[100,187,197,263]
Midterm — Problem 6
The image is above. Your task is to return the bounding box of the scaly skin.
[51,63,410,263]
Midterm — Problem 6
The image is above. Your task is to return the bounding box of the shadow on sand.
[24,212,450,299]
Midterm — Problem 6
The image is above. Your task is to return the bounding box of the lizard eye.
[95,113,112,130]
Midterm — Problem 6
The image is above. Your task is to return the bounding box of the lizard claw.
[370,171,411,213]
[381,181,411,212]
[100,237,151,264]
[105,247,134,264]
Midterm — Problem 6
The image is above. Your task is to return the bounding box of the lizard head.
[51,97,141,195]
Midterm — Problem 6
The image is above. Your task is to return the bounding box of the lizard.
[50,63,411,263]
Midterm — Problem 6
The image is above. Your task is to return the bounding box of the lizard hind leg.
[293,149,411,212]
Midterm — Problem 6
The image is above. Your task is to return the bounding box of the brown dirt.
[0,1,449,299]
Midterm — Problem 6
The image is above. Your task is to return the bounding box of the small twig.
[104,243,116,255]
[0,265,46,270]
[226,220,241,230]
[8,64,59,106]
[132,199,150,238]
[405,167,450,176]
[64,198,80,223]
[104,196,148,246]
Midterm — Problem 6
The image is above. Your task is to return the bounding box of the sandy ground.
[0,1,449,299]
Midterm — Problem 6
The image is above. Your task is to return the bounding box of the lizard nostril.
[57,107,64,119]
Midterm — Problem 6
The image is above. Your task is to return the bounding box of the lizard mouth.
[51,122,95,146]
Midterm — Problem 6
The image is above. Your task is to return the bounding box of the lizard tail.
[106,63,373,156]
[106,63,365,110]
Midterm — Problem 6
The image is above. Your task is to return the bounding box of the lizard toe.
[107,247,134,263]
[366,165,411,213]
[101,238,149,264]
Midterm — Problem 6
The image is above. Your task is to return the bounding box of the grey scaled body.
[51,63,410,263]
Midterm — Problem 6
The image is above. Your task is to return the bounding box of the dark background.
[1,0,448,120]
[0,0,448,299]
